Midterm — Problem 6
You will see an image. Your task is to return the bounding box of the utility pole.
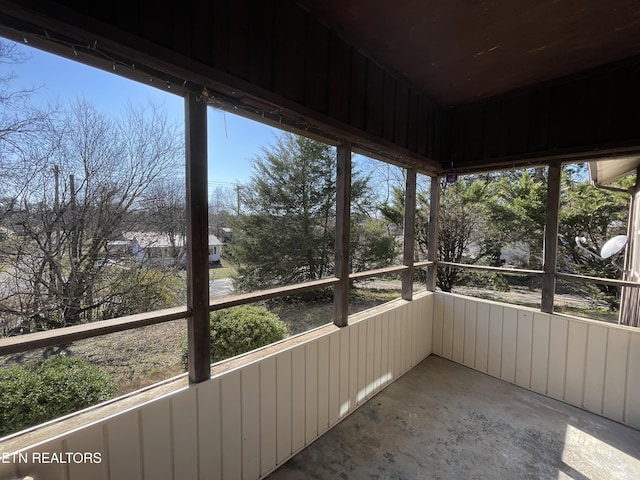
[235,184,242,214]
[52,165,60,289]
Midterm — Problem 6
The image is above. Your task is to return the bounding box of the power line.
[208,181,240,188]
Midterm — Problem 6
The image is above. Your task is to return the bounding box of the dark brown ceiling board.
[298,0,640,105]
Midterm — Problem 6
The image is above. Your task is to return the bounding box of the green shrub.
[182,306,288,369]
[0,356,117,438]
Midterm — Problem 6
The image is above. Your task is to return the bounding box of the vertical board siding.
[227,1,251,80]
[365,317,375,400]
[373,314,383,393]
[276,351,293,465]
[387,306,397,381]
[627,333,640,427]
[433,293,640,430]
[211,0,229,72]
[171,388,198,480]
[432,294,444,356]
[17,439,66,480]
[442,295,454,359]
[463,300,477,368]
[515,310,533,388]
[317,336,330,436]
[452,298,466,363]
[382,74,397,142]
[500,307,518,384]
[475,303,490,372]
[448,59,640,165]
[349,320,360,410]
[400,304,408,375]
[65,424,108,480]
[7,294,434,480]
[197,377,222,479]
[349,50,368,130]
[106,410,143,480]
[305,341,319,444]
[406,303,415,369]
[564,321,588,407]
[487,305,503,377]
[304,16,329,113]
[338,327,350,419]
[365,61,385,137]
[530,313,550,394]
[357,321,367,404]
[141,398,172,480]
[45,1,445,173]
[242,363,261,479]
[394,83,410,148]
[583,325,608,415]
[328,330,341,426]
[327,31,351,123]
[380,313,390,388]
[425,295,434,358]
[547,317,569,400]
[603,329,628,422]
[221,370,242,479]
[249,0,276,91]
[274,1,306,103]
[291,346,306,453]
[260,356,277,477]
[0,458,17,479]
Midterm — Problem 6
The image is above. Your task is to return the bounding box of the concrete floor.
[267,356,640,480]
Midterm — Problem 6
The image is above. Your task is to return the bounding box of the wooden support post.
[427,176,440,291]
[402,168,417,300]
[185,91,211,383]
[541,162,561,314]
[619,166,640,327]
[334,143,351,327]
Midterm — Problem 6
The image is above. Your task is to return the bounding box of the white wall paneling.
[0,292,434,480]
[433,292,640,430]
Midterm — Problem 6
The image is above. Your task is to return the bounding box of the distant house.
[108,232,224,266]
[499,242,531,268]
[207,235,224,265]
[221,227,233,242]
[465,241,531,268]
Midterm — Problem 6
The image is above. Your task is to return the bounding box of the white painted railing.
[0,292,434,480]
[2,289,639,480]
[432,292,640,430]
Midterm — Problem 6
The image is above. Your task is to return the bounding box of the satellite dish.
[600,235,628,259]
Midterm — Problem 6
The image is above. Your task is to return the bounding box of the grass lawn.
[210,261,236,280]
[0,287,402,396]
[268,287,402,336]
[3,277,620,403]
[553,304,619,323]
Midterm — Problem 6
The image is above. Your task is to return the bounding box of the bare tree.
[0,99,183,331]
[0,40,55,222]
[141,176,186,261]
[209,185,235,239]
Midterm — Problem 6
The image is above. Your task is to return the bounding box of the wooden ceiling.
[298,0,640,105]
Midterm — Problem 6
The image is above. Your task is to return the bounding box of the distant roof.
[122,232,223,248]
[208,235,224,246]
[589,157,640,185]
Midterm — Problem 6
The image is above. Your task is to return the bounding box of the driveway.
[209,277,234,299]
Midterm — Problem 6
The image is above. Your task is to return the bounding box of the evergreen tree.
[229,133,396,291]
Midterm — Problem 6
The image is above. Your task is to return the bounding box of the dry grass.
[0,320,188,396]
[0,288,402,396]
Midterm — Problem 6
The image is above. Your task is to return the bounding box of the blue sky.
[4,38,283,189]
